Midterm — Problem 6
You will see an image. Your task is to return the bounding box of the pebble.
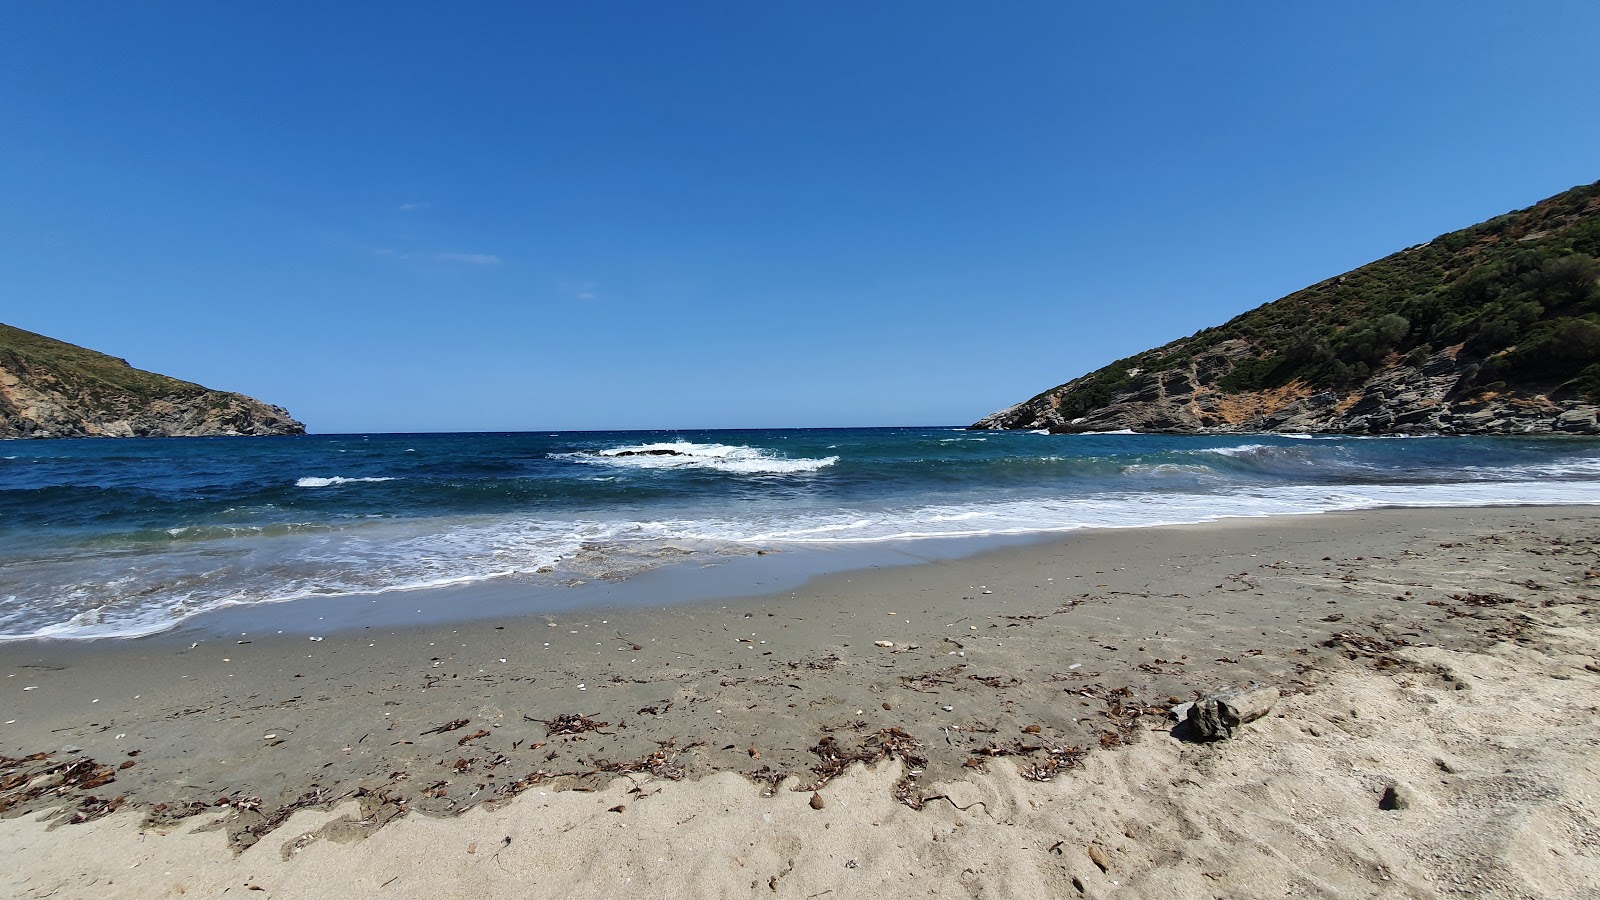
[1088,845,1112,872]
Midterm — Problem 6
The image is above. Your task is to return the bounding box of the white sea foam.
[560,441,837,475]
[1192,444,1272,458]
[1120,463,1217,477]
[1079,429,1139,435]
[12,435,1600,642]
[1458,457,1600,480]
[734,479,1600,544]
[295,476,399,488]
[10,470,1600,641]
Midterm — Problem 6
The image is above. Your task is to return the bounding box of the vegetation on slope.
[0,322,302,437]
[0,323,210,406]
[1036,181,1600,423]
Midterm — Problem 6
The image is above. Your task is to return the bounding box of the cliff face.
[974,181,1600,436]
[973,340,1599,435]
[0,324,305,439]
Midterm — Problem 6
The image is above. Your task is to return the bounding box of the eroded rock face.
[973,342,1600,436]
[0,323,304,439]
[0,387,304,438]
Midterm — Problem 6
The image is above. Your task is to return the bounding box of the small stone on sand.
[1088,845,1111,872]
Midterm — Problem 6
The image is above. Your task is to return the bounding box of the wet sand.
[4,505,1600,897]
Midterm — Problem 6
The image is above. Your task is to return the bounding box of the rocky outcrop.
[974,181,1600,436]
[0,323,304,439]
[973,340,1600,435]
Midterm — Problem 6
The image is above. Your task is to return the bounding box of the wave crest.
[561,441,838,475]
[296,476,399,488]
[1190,444,1272,458]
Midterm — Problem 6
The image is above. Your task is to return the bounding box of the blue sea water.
[3,427,1600,640]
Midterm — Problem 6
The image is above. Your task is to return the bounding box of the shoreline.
[125,531,1060,647]
[5,504,1600,896]
[10,496,1600,646]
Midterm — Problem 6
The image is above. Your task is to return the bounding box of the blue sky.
[3,2,1598,432]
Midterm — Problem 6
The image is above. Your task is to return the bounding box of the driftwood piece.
[1185,685,1278,740]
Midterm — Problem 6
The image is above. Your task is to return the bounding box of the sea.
[3,427,1600,641]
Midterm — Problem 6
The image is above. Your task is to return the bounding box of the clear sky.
[3,2,1598,433]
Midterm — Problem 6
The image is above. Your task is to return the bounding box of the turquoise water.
[3,427,1599,640]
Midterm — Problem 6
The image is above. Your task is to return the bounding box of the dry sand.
[3,506,1599,898]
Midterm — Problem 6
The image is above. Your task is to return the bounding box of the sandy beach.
[4,505,1599,898]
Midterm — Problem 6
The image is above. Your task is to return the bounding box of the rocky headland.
[0,323,304,439]
[975,181,1600,435]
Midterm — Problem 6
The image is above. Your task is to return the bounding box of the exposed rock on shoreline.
[607,448,692,457]
[974,340,1600,435]
[1,323,304,439]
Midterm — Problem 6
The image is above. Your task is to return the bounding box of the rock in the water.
[1185,685,1279,740]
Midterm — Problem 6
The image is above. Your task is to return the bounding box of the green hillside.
[980,181,1600,432]
[0,323,304,438]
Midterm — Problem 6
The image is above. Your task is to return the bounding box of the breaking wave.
[6,428,1600,641]
[296,476,399,488]
[558,441,838,475]
[1192,444,1272,458]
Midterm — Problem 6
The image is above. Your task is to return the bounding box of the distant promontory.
[974,181,1600,435]
[0,323,305,439]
